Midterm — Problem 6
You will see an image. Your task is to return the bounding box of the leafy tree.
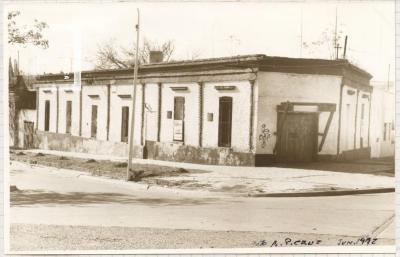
[8,11,49,49]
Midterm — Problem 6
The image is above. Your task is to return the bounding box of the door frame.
[276,111,319,163]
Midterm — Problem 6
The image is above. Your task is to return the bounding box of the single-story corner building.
[31,54,373,166]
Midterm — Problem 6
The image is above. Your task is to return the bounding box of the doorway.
[276,112,318,162]
[23,121,35,149]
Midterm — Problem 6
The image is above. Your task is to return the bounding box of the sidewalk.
[20,149,395,196]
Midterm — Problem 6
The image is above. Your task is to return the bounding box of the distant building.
[9,58,37,149]
[32,54,373,166]
[370,81,395,158]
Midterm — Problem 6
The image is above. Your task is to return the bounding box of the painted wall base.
[34,131,143,158]
[33,132,255,166]
[145,140,255,166]
[337,147,371,161]
[33,132,370,166]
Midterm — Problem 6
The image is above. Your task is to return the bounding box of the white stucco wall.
[160,83,200,146]
[144,83,160,142]
[108,84,133,143]
[339,85,372,153]
[370,86,395,157]
[81,85,108,140]
[57,84,80,136]
[37,85,58,132]
[202,81,252,152]
[256,72,342,155]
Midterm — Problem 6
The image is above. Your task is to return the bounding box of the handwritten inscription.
[258,124,271,148]
[253,237,378,247]
[337,237,378,246]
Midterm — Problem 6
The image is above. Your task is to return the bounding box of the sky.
[5,1,395,82]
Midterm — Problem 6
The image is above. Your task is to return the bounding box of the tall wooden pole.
[343,35,348,59]
[127,9,140,180]
[334,7,338,59]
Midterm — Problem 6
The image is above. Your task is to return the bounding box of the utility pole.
[334,7,338,60]
[300,6,303,58]
[335,44,341,60]
[387,64,390,91]
[127,8,140,181]
[342,35,348,59]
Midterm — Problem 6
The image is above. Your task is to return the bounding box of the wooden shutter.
[91,105,98,138]
[218,97,233,147]
[173,97,185,141]
[66,101,72,134]
[121,106,129,142]
[44,100,50,131]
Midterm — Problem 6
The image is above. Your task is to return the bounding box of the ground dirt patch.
[10,151,206,182]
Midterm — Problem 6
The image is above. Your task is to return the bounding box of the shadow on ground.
[270,159,394,177]
[11,190,220,207]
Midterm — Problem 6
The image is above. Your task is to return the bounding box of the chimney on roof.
[149,51,163,63]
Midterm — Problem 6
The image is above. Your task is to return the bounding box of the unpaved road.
[8,161,395,251]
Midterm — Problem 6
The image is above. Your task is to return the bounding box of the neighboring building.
[370,81,395,158]
[32,54,373,166]
[9,59,37,149]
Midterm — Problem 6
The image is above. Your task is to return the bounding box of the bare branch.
[93,38,175,70]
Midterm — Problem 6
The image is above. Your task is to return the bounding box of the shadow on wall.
[11,190,220,207]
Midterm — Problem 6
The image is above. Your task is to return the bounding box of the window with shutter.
[66,101,72,134]
[121,106,129,142]
[218,97,233,147]
[91,105,98,138]
[44,100,50,131]
[173,97,185,142]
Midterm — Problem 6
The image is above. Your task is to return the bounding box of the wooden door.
[121,106,129,142]
[66,101,72,134]
[277,112,318,162]
[44,100,50,131]
[23,121,34,148]
[173,97,185,142]
[91,105,98,138]
[218,97,233,147]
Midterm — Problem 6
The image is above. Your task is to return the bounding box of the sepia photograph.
[4,0,395,253]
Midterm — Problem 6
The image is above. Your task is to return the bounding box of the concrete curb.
[248,187,395,197]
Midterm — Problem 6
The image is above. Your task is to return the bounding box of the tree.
[302,27,344,60]
[94,38,175,70]
[302,26,359,65]
[8,11,49,49]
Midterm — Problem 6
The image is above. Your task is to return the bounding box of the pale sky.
[5,1,395,81]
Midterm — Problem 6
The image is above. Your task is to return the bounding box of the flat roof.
[35,54,373,82]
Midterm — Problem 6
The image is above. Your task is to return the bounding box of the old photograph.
[5,0,395,253]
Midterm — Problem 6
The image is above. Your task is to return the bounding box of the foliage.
[8,11,49,49]
[302,27,344,60]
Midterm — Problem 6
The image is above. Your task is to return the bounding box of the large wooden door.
[23,121,34,148]
[277,113,318,162]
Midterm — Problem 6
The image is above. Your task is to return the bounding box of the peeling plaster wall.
[256,72,342,156]
[145,141,254,166]
[34,131,143,158]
